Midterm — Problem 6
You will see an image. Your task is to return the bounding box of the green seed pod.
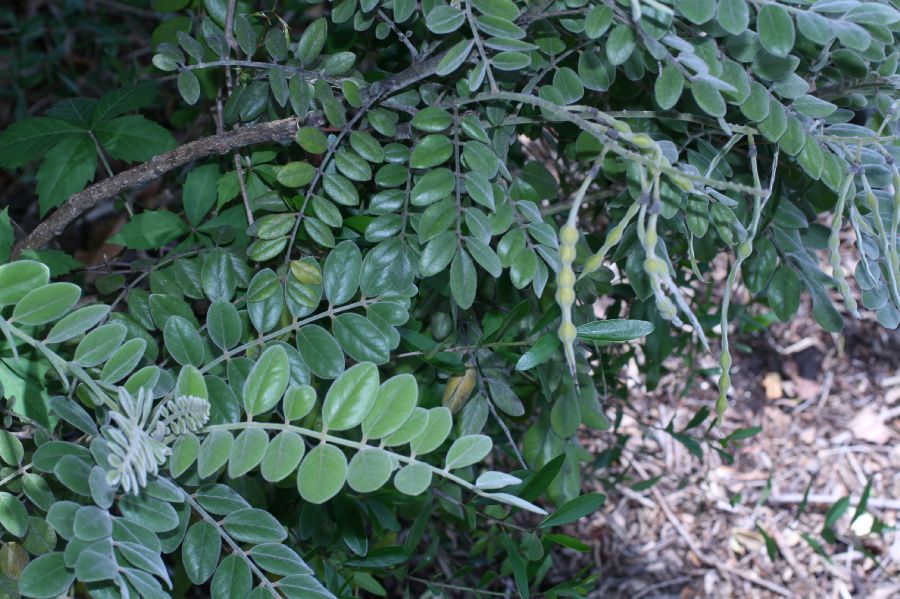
[737,240,752,259]
[642,257,667,275]
[557,321,577,343]
[582,253,604,276]
[720,350,732,371]
[559,225,579,246]
[669,173,694,192]
[559,244,576,263]
[629,133,656,151]
[828,173,859,317]
[556,286,575,306]
[611,119,631,134]
[655,295,676,320]
[893,169,900,205]
[865,191,878,211]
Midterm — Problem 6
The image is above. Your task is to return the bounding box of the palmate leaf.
[94,115,176,162]
[0,117,86,169]
[35,134,96,215]
[89,82,160,126]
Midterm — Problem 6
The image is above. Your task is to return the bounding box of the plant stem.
[202,421,545,515]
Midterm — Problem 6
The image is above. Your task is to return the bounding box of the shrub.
[0,0,898,596]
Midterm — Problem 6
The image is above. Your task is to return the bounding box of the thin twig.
[233,153,254,225]
[376,9,418,58]
[224,0,238,52]
[472,358,527,470]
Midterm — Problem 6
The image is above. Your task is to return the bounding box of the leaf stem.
[202,421,545,515]
[181,487,283,598]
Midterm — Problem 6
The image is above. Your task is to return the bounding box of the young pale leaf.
[0,260,50,306]
[475,471,522,489]
[74,322,127,367]
[170,433,200,478]
[445,435,492,469]
[227,428,269,478]
[361,373,418,439]
[260,431,305,482]
[297,444,347,504]
[11,282,81,326]
[322,362,380,431]
[483,492,547,515]
[243,345,290,418]
[347,448,393,493]
[394,463,432,496]
[44,304,109,344]
[409,407,452,456]
[197,430,234,478]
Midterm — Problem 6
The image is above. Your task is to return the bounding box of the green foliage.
[1,0,898,596]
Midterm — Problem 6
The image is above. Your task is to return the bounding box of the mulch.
[577,301,900,598]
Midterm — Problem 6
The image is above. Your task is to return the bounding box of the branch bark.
[12,47,447,257]
[12,117,302,257]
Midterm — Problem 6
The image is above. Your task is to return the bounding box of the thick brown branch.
[13,117,302,256]
[13,47,447,257]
